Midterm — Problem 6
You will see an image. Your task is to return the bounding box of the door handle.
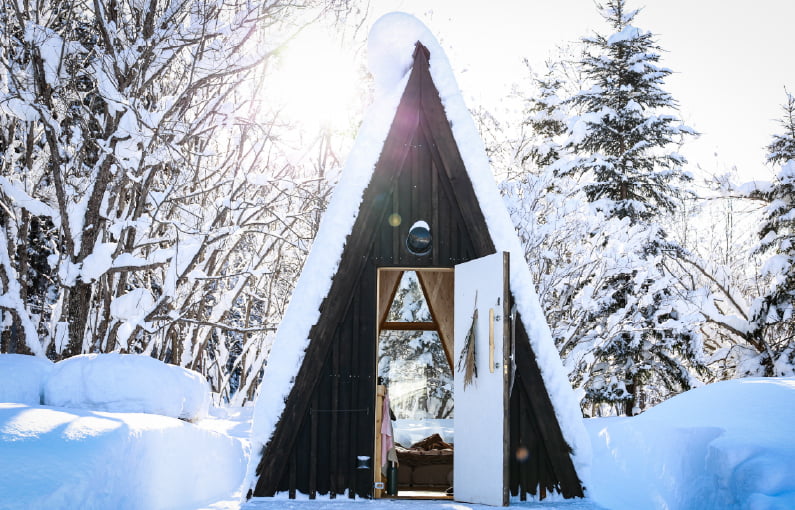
[489,307,495,373]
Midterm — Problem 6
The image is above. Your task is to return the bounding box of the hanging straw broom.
[457,293,478,388]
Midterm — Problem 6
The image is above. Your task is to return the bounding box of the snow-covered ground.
[239,498,608,510]
[1,352,794,510]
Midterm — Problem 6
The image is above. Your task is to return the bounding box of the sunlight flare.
[268,26,360,131]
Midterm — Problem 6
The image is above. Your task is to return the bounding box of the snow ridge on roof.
[246,12,591,493]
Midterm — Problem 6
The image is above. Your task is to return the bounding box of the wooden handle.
[489,307,495,373]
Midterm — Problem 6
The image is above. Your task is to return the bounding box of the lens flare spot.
[388,213,402,227]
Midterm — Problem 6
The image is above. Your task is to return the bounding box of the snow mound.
[44,354,210,421]
[367,12,436,95]
[0,354,52,405]
[0,403,246,510]
[587,377,795,510]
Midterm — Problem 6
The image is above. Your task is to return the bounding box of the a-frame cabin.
[246,13,589,505]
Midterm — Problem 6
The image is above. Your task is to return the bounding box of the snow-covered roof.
[246,12,591,492]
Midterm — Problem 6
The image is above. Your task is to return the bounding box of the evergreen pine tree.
[522,62,569,171]
[562,0,702,415]
[564,0,695,222]
[751,90,795,375]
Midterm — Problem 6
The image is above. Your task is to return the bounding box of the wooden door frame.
[373,266,454,499]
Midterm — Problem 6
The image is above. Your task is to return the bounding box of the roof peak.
[367,12,442,97]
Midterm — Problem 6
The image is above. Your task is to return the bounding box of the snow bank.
[0,354,52,405]
[243,496,606,508]
[247,12,591,492]
[44,353,210,421]
[0,403,246,510]
[587,377,795,510]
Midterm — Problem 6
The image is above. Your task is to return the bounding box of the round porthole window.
[406,221,432,256]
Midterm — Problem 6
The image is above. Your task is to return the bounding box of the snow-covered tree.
[565,1,695,222]
[519,62,569,171]
[665,172,771,382]
[0,0,354,402]
[749,90,795,375]
[500,59,597,348]
[557,0,703,414]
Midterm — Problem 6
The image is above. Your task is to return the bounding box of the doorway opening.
[374,268,454,500]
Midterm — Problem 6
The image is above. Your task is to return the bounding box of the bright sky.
[277,1,795,183]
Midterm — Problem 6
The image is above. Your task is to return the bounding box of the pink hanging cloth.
[381,393,398,471]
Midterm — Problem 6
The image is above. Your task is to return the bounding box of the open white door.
[454,251,510,506]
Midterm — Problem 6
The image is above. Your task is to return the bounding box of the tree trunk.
[63,283,93,357]
[1,317,32,355]
[624,376,638,416]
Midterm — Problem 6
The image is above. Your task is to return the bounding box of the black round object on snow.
[406,224,432,255]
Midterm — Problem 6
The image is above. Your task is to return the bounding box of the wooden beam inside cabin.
[416,270,454,370]
[377,270,404,333]
[380,321,437,331]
